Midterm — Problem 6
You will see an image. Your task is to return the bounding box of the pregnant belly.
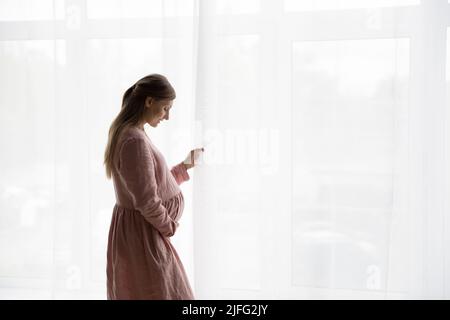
[162,192,184,222]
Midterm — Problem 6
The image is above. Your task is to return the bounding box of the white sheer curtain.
[0,0,198,299]
[193,0,450,299]
[0,0,449,300]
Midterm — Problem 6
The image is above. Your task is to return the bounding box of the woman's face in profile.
[144,97,173,127]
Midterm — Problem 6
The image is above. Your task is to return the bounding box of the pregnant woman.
[103,74,203,299]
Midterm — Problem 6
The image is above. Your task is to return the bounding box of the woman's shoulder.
[114,127,149,156]
[119,126,147,142]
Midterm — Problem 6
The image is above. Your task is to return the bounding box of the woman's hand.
[183,148,204,170]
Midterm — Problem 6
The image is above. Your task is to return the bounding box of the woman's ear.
[145,97,153,108]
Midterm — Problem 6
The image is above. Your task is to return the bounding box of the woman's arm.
[119,137,178,237]
[170,147,204,185]
[170,162,190,185]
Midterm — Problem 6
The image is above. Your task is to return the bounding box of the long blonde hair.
[103,74,176,179]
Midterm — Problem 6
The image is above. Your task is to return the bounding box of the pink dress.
[107,126,194,300]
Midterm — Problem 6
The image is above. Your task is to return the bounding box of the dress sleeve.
[170,162,190,185]
[119,137,178,237]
